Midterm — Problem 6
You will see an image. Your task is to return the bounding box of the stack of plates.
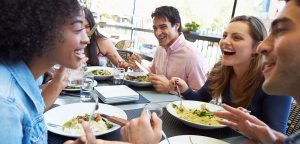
[94,85,139,104]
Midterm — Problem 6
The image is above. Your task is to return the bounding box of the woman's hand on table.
[213,104,286,144]
[169,77,189,93]
[121,110,162,144]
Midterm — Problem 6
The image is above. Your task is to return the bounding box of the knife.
[134,60,149,74]
[100,113,129,126]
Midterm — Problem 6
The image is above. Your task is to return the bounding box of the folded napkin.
[94,85,139,104]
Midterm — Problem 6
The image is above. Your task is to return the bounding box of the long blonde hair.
[207,16,267,108]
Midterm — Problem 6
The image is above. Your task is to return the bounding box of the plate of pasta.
[44,103,127,137]
[86,66,114,80]
[166,100,226,129]
[125,72,152,87]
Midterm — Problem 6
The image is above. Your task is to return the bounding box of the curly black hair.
[0,0,81,64]
[151,6,182,33]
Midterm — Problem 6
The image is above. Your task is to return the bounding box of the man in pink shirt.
[129,6,207,92]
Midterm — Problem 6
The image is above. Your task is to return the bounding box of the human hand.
[128,53,142,70]
[169,77,189,93]
[64,122,128,144]
[51,66,68,91]
[149,74,171,93]
[118,60,129,69]
[121,110,162,144]
[213,104,283,144]
[43,67,56,83]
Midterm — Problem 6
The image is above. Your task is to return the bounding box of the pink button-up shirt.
[149,33,208,90]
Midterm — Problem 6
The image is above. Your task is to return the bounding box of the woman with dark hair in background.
[171,15,292,134]
[83,7,128,68]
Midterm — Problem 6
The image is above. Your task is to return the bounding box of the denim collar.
[6,61,45,113]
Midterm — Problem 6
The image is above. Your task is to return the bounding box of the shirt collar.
[168,33,185,52]
[7,61,45,113]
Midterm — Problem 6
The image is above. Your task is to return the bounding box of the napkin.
[94,85,139,104]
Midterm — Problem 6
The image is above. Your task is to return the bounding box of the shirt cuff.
[181,87,193,99]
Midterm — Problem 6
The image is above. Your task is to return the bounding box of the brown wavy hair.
[207,15,267,108]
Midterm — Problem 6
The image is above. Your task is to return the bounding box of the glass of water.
[112,67,125,85]
[81,74,94,102]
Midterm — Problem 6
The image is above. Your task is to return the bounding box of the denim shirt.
[0,61,47,144]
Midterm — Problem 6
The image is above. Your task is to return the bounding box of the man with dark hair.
[214,0,300,143]
[129,6,208,93]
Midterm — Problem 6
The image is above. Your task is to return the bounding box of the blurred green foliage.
[183,21,200,32]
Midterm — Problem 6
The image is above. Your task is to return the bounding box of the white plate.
[125,72,152,87]
[44,103,127,137]
[86,66,114,80]
[166,100,226,129]
[63,80,98,92]
[159,135,229,144]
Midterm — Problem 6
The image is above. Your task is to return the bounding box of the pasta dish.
[126,75,150,82]
[62,113,113,134]
[172,103,222,126]
[88,69,111,76]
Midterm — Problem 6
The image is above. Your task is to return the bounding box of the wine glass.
[144,103,170,144]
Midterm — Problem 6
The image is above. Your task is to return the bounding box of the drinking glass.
[81,74,95,102]
[112,67,125,85]
[67,60,94,102]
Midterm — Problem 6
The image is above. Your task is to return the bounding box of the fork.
[145,109,171,144]
[175,84,183,107]
[209,94,222,106]
[85,97,99,144]
[88,96,99,125]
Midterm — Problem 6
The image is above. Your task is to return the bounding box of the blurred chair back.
[286,100,300,135]
[115,40,133,50]
[117,50,132,62]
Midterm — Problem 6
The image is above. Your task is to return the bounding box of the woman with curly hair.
[170,15,292,134]
[0,0,161,143]
[83,7,128,68]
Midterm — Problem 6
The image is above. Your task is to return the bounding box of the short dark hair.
[0,0,81,64]
[151,6,182,33]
